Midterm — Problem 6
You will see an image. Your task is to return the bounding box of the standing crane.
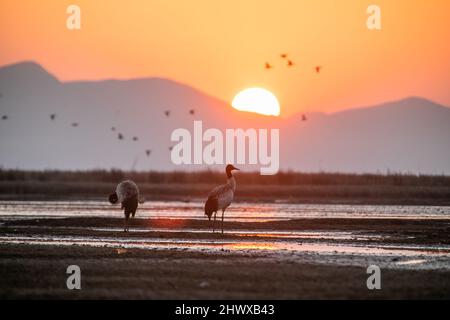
[108,180,140,232]
[204,164,239,233]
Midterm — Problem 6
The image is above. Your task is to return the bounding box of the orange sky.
[1,0,449,116]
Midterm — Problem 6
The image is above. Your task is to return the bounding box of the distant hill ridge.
[0,61,449,174]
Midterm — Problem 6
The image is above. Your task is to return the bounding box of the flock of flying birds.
[264,53,320,121]
[1,54,315,155]
[264,53,322,75]
[0,98,196,161]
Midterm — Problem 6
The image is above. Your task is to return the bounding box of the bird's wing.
[208,184,232,199]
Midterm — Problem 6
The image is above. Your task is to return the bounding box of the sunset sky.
[1,0,449,116]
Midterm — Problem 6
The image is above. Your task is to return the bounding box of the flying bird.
[145,149,151,157]
[287,60,294,67]
[189,109,195,115]
[118,133,124,140]
[50,114,56,120]
[265,62,273,70]
[315,66,322,73]
[164,110,170,117]
[204,164,239,234]
[71,122,78,127]
[109,180,140,232]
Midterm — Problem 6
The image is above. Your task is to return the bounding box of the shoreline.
[1,179,450,206]
[1,195,450,206]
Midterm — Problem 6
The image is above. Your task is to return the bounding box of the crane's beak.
[233,167,240,171]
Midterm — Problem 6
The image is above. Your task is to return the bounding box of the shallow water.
[1,201,449,270]
[1,232,449,270]
[1,200,449,222]
[1,233,448,256]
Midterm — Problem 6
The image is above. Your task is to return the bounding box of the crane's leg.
[124,211,130,232]
[221,209,225,234]
[124,217,128,232]
[213,212,217,233]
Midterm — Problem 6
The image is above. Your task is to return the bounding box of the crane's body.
[109,180,140,232]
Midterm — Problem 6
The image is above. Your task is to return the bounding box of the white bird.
[108,180,140,232]
[204,164,239,233]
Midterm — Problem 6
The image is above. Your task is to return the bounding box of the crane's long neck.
[227,175,236,192]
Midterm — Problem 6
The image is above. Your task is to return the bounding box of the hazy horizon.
[1,61,450,174]
[1,0,449,174]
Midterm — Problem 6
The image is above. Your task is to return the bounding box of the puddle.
[1,234,449,258]
[4,225,385,241]
[1,201,449,222]
[396,259,428,266]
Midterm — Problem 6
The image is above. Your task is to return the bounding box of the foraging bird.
[301,114,307,121]
[315,66,322,73]
[71,122,78,127]
[108,180,140,232]
[132,136,138,141]
[164,110,170,117]
[204,164,239,234]
[265,62,273,69]
[280,53,288,59]
[1,115,7,120]
[189,109,195,115]
[145,149,151,157]
[50,114,56,120]
[287,60,294,67]
[118,133,124,140]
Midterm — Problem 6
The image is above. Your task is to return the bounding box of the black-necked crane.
[50,114,56,120]
[280,53,288,59]
[1,115,8,120]
[315,66,322,73]
[189,109,195,115]
[204,164,239,234]
[287,60,294,67]
[108,180,140,232]
[164,110,170,117]
[71,122,79,127]
[265,62,273,70]
[145,149,151,157]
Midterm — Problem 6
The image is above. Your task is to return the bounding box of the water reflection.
[1,201,450,271]
[1,235,449,257]
[1,200,449,222]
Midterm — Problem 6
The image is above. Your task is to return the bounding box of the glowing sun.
[231,88,280,116]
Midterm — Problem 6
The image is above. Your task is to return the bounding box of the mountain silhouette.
[0,61,449,174]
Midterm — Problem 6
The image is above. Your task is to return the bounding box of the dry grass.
[0,169,449,204]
